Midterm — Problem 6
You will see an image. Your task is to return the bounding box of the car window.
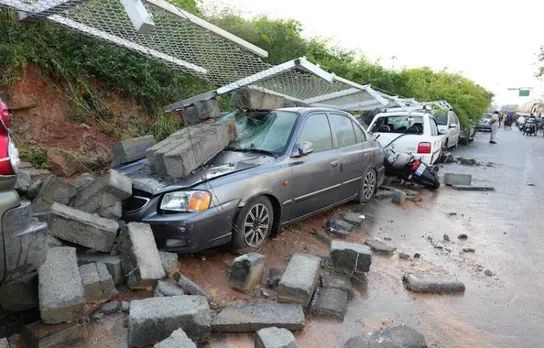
[298,113,333,152]
[435,114,448,126]
[371,115,424,135]
[329,114,357,148]
[353,121,367,142]
[430,118,439,136]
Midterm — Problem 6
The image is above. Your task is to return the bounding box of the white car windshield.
[371,115,424,135]
[435,114,448,126]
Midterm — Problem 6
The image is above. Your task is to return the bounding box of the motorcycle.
[384,149,441,190]
[523,120,537,136]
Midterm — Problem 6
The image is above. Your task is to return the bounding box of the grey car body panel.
[121,108,385,253]
[0,175,19,284]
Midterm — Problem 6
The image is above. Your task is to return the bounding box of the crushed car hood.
[122,150,275,195]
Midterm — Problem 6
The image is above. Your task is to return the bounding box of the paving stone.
[121,301,130,313]
[229,253,265,293]
[278,254,321,307]
[343,325,428,348]
[102,169,132,200]
[403,274,466,293]
[39,247,85,324]
[232,88,285,110]
[73,173,96,189]
[342,212,364,225]
[21,320,83,348]
[336,220,354,233]
[77,253,124,286]
[119,222,165,289]
[98,301,120,315]
[444,173,472,186]
[173,272,213,301]
[255,327,298,348]
[154,328,197,348]
[79,262,118,303]
[49,203,118,252]
[183,99,221,126]
[330,241,372,274]
[128,296,211,346]
[321,272,352,293]
[112,135,156,166]
[97,193,122,220]
[212,304,305,333]
[451,185,495,191]
[0,338,7,348]
[392,191,407,204]
[0,272,39,311]
[15,170,32,194]
[33,176,77,214]
[155,280,184,297]
[364,238,396,254]
[310,287,349,320]
[159,251,179,275]
[267,268,283,288]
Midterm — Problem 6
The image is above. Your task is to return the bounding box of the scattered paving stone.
[121,301,130,313]
[310,287,348,320]
[160,251,179,275]
[457,157,478,166]
[458,234,468,240]
[212,304,305,333]
[403,274,466,293]
[342,212,364,226]
[452,185,495,191]
[343,325,427,348]
[111,135,156,167]
[443,234,450,242]
[0,272,39,311]
[392,191,407,205]
[21,320,83,348]
[173,272,213,301]
[155,281,184,297]
[321,272,352,293]
[399,252,410,260]
[255,327,298,348]
[444,173,472,186]
[98,301,120,315]
[484,270,493,277]
[229,253,265,293]
[330,241,372,274]
[336,220,354,233]
[278,254,321,307]
[364,238,396,254]
[79,262,119,303]
[128,296,211,346]
[77,253,124,286]
[33,176,77,214]
[154,328,196,348]
[92,312,105,321]
[267,268,283,288]
[463,247,475,253]
[375,190,395,200]
[413,253,421,258]
[39,247,86,324]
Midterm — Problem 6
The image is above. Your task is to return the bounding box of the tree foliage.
[537,46,544,78]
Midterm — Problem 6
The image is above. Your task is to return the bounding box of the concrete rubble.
[330,241,372,274]
[321,272,352,294]
[173,272,213,301]
[33,175,77,214]
[232,88,286,110]
[310,287,349,320]
[278,253,321,307]
[0,273,39,311]
[392,190,407,204]
[155,280,184,297]
[111,135,156,166]
[364,238,397,254]
[79,262,118,303]
[119,222,166,289]
[267,268,283,288]
[444,173,472,186]
[128,296,211,346]
[343,325,428,348]
[255,327,298,348]
[183,99,221,126]
[77,252,124,286]
[229,252,265,293]
[154,328,197,348]
[97,300,120,315]
[49,203,118,252]
[0,338,7,348]
[160,251,179,275]
[403,274,466,294]
[39,247,86,324]
[342,212,364,225]
[212,304,305,333]
[21,321,83,348]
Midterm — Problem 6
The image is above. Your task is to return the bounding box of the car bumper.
[475,126,491,132]
[123,198,239,253]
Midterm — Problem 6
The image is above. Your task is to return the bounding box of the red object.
[417,142,431,154]
[0,98,10,134]
[411,160,420,172]
[0,98,15,175]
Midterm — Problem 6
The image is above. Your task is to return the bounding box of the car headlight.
[160,191,211,212]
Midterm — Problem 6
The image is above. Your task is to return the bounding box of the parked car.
[367,108,443,165]
[120,108,385,253]
[435,110,460,149]
[0,98,47,285]
[459,125,476,144]
[476,114,492,132]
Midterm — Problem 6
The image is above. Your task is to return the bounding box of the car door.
[328,113,370,201]
[450,113,461,144]
[428,117,442,163]
[286,113,341,221]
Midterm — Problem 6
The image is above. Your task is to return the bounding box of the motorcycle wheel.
[413,169,441,190]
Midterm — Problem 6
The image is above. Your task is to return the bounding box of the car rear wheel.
[358,168,377,203]
[231,196,273,253]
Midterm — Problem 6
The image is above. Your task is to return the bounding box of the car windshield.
[371,115,424,135]
[435,114,448,125]
[224,110,298,154]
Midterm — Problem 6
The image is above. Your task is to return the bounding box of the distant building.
[517,101,544,116]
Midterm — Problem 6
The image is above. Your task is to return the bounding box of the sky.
[204,0,544,106]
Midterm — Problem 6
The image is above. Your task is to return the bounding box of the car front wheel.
[231,196,273,253]
[358,168,377,203]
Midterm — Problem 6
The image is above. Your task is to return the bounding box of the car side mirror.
[295,141,314,157]
[439,129,448,135]
[449,124,458,129]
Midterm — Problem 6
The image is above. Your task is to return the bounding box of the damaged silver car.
[119,107,385,253]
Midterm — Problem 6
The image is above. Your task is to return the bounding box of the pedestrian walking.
[489,111,500,144]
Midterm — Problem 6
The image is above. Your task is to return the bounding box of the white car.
[368,109,443,165]
[435,110,461,149]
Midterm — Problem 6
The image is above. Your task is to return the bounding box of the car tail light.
[411,160,420,172]
[0,99,10,134]
[417,142,431,154]
[0,99,19,175]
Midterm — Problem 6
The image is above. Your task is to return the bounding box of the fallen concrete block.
[310,287,348,320]
[212,304,305,333]
[229,253,265,293]
[267,268,283,288]
[278,253,321,307]
[374,190,395,200]
[155,280,184,297]
[77,253,124,286]
[119,222,165,289]
[97,300,120,315]
[232,88,285,110]
[342,212,364,226]
[330,241,372,274]
[70,170,131,214]
[451,185,495,191]
[15,169,32,194]
[21,320,83,348]
[364,238,396,254]
[392,190,407,204]
[343,325,428,348]
[112,135,156,166]
[39,247,85,324]
[0,272,39,311]
[444,173,472,186]
[121,301,130,313]
[79,262,118,303]
[256,327,298,348]
[154,328,197,348]
[102,169,132,200]
[0,338,7,348]
[173,272,213,301]
[49,203,118,252]
[183,99,221,126]
[128,296,211,346]
[160,251,179,275]
[403,274,465,294]
[33,175,76,214]
[336,220,354,233]
[97,193,122,220]
[73,172,96,189]
[321,272,352,294]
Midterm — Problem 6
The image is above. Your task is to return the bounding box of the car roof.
[375,111,431,118]
[277,107,351,115]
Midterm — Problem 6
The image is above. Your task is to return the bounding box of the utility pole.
[391,56,397,70]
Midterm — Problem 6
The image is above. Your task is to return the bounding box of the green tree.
[537,46,544,78]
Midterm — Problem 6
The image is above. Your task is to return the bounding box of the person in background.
[489,111,499,144]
